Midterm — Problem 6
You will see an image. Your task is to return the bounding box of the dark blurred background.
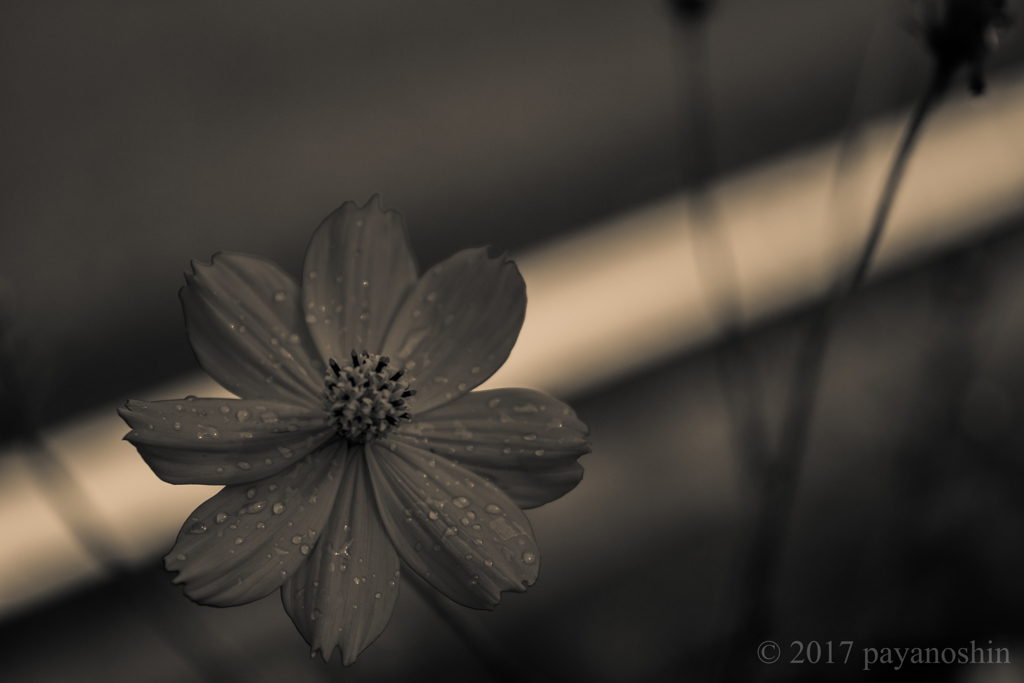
[8,0,1019,424]
[2,0,1024,681]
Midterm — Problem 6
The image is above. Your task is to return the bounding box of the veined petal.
[181,253,325,406]
[392,388,590,509]
[366,440,539,610]
[282,445,400,666]
[302,196,418,365]
[381,248,525,414]
[119,398,336,485]
[165,441,347,606]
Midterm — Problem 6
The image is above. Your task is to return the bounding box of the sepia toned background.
[2,1,1024,681]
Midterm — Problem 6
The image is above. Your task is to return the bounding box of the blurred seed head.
[668,0,713,22]
[916,0,1014,94]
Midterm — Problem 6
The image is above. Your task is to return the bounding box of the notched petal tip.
[178,251,325,405]
[303,197,418,362]
[381,247,527,413]
[367,440,540,610]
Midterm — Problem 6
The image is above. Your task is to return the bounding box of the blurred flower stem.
[0,317,275,683]
[720,67,945,680]
[403,568,545,683]
[668,2,772,486]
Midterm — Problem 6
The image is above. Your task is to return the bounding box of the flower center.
[322,351,414,443]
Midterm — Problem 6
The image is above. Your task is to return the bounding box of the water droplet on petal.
[277,445,293,458]
[484,559,493,567]
[176,553,187,561]
[534,449,545,456]
[274,291,286,302]
[292,535,303,544]
[311,609,321,620]
[239,431,253,439]
[189,522,207,534]
[453,496,471,509]
[472,366,481,374]
[513,403,539,414]
[522,551,536,564]
[428,511,439,520]
[305,314,317,323]
[219,405,231,414]
[216,512,228,524]
[237,461,251,470]
[522,433,538,441]
[246,488,256,499]
[236,409,250,422]
[234,537,245,545]
[261,412,279,424]
[273,502,286,514]
[485,504,502,515]
[173,422,181,431]
[301,544,310,555]
[196,424,219,439]
[246,501,267,514]
[444,526,458,536]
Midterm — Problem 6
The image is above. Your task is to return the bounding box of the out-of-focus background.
[2,1,1024,681]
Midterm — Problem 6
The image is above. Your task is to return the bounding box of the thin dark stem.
[719,69,944,682]
[402,567,545,683]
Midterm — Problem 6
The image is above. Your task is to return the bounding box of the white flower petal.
[165,441,347,606]
[282,445,400,665]
[120,397,335,484]
[381,248,526,414]
[181,252,325,406]
[302,196,418,364]
[366,440,539,610]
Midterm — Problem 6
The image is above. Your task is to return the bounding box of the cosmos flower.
[119,197,590,664]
